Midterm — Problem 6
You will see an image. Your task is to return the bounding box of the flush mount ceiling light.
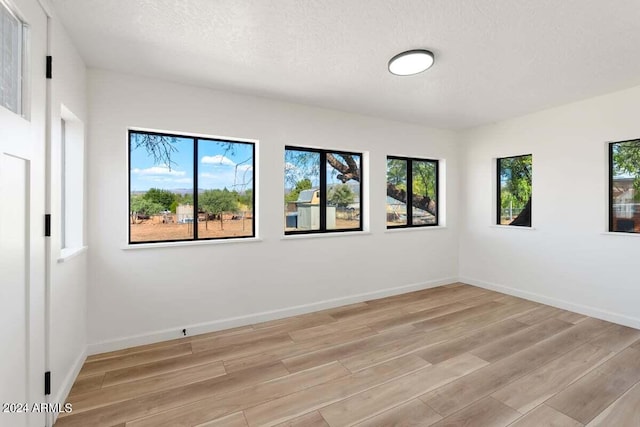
[388,49,435,76]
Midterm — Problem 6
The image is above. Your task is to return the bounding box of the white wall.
[460,85,640,328]
[86,69,460,352]
[47,13,88,411]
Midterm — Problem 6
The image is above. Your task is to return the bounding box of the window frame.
[0,0,25,116]
[609,139,640,234]
[386,155,440,229]
[496,154,533,227]
[284,145,364,235]
[128,129,256,244]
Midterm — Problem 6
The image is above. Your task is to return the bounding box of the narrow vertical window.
[60,108,85,254]
[610,139,640,233]
[129,130,255,244]
[129,133,195,243]
[326,152,361,230]
[0,1,24,115]
[197,138,254,239]
[284,147,362,234]
[386,156,438,228]
[284,148,321,232]
[497,154,532,227]
[60,119,66,249]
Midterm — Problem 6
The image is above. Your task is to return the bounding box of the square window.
[284,147,363,234]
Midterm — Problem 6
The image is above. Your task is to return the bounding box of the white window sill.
[122,237,262,250]
[601,232,640,238]
[282,231,371,240]
[58,246,88,263]
[385,226,447,233]
[490,225,536,231]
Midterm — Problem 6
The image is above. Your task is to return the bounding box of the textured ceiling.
[53,0,640,129]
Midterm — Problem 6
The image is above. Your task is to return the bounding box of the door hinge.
[46,56,52,79]
[45,214,51,237]
[44,371,51,395]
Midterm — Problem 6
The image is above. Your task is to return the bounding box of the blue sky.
[130,136,253,192]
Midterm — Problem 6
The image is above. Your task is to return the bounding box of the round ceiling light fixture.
[388,49,435,76]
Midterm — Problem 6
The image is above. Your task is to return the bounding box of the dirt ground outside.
[130,214,253,242]
[284,218,360,232]
[334,218,360,229]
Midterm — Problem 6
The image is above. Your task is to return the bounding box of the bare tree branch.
[132,134,179,169]
[326,153,360,182]
[386,183,436,217]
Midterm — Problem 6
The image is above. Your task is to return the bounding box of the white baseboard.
[460,276,640,330]
[50,346,87,425]
[87,277,458,355]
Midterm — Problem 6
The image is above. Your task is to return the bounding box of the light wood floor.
[55,283,640,427]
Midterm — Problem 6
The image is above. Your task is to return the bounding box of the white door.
[0,0,48,426]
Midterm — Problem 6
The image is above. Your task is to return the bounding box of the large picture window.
[284,147,362,234]
[129,130,254,244]
[497,154,532,227]
[386,156,439,228]
[610,139,640,233]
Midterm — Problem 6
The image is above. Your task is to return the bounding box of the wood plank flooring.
[56,284,640,427]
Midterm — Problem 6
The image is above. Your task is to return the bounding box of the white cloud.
[285,162,298,172]
[201,155,235,166]
[132,166,186,176]
[146,177,192,184]
[200,168,251,179]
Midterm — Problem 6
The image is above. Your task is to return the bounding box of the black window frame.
[609,139,640,234]
[496,154,533,227]
[386,155,440,229]
[284,146,364,235]
[128,129,256,244]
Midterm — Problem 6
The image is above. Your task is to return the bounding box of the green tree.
[199,188,239,230]
[238,189,253,208]
[143,188,176,210]
[177,193,193,205]
[285,179,313,203]
[130,195,163,224]
[412,161,436,199]
[385,159,437,217]
[412,161,437,216]
[328,184,355,208]
[386,159,407,187]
